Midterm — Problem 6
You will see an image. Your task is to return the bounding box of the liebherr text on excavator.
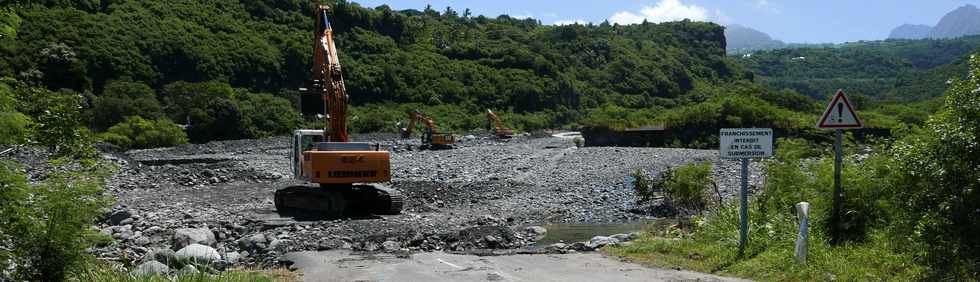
[275,5,403,218]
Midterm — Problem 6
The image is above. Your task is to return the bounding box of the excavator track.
[368,184,404,215]
[274,184,403,219]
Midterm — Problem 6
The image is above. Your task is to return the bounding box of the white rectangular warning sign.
[720,128,773,159]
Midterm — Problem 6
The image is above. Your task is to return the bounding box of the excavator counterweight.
[274,6,403,219]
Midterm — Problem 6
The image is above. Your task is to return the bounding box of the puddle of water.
[533,219,668,246]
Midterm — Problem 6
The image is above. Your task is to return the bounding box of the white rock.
[587,236,620,249]
[175,243,221,264]
[610,233,630,242]
[172,228,216,249]
[132,260,169,276]
[524,226,547,235]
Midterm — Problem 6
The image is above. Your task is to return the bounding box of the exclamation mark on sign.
[837,102,844,123]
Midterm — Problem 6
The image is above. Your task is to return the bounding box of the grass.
[606,216,927,281]
[72,264,300,282]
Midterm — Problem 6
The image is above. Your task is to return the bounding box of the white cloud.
[608,0,708,25]
[754,0,768,7]
[543,12,558,18]
[511,12,534,19]
[554,19,589,26]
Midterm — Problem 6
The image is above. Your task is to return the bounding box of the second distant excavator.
[400,110,456,149]
[486,109,515,138]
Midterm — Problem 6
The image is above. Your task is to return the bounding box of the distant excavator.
[274,5,402,218]
[486,109,515,138]
[399,110,456,149]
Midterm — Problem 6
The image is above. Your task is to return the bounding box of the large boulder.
[175,244,221,264]
[587,236,621,249]
[132,260,169,276]
[610,233,631,242]
[172,228,216,249]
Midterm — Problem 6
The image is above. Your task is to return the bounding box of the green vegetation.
[633,162,716,215]
[102,116,188,150]
[611,55,980,281]
[736,36,980,101]
[0,74,116,280]
[0,0,753,145]
[74,265,298,281]
[1,160,114,281]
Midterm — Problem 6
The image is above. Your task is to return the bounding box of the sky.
[353,0,980,43]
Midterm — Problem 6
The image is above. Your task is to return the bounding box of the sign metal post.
[719,128,773,256]
[816,90,862,244]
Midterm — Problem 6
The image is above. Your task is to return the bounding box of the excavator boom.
[312,6,348,142]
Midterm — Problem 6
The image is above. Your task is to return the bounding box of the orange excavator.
[400,110,456,149]
[486,109,515,138]
[274,5,402,218]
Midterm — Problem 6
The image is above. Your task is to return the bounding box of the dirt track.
[94,133,764,267]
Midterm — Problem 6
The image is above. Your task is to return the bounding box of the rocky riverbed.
[48,133,764,274]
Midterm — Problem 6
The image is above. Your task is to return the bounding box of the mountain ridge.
[889,4,980,39]
[724,24,785,53]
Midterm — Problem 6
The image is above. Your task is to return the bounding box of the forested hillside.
[735,36,980,102]
[1,0,755,143]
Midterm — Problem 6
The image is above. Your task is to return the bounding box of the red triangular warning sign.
[817,90,862,129]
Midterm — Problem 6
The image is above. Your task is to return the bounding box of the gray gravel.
[82,133,764,268]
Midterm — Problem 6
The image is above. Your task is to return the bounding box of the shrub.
[0,111,30,144]
[89,80,162,131]
[0,160,113,281]
[667,163,714,213]
[633,163,716,215]
[26,88,97,158]
[890,54,980,277]
[105,116,188,149]
[188,98,247,142]
[238,92,301,137]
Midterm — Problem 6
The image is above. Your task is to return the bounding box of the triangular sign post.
[817,90,862,129]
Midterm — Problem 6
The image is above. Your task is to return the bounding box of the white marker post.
[719,128,773,256]
[816,90,862,244]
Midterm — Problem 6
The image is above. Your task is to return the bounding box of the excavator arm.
[401,110,439,137]
[311,5,348,142]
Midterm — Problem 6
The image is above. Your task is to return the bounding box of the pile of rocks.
[132,227,231,276]
[543,232,642,253]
